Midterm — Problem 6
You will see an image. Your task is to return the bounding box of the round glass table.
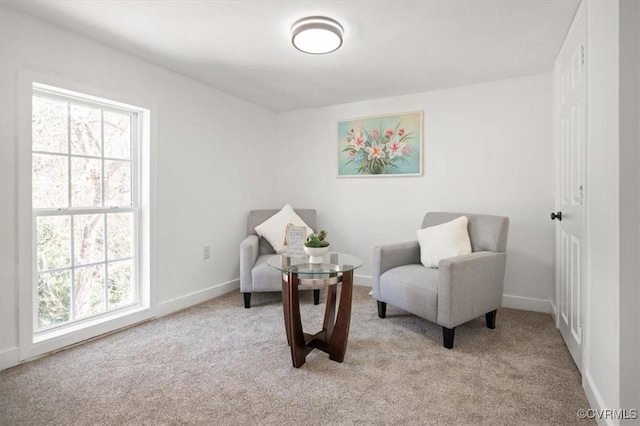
[268,252,363,368]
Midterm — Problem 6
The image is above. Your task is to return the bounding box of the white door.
[554,3,586,372]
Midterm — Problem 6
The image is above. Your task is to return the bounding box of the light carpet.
[0,286,593,425]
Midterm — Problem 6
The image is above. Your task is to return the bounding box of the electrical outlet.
[203,245,211,260]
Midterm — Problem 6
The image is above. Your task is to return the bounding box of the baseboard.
[354,274,372,287]
[502,294,553,314]
[583,369,612,426]
[549,300,558,324]
[155,279,240,317]
[0,347,20,371]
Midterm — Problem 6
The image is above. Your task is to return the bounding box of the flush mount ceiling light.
[291,16,344,55]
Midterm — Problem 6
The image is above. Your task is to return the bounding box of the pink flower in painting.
[386,141,406,159]
[348,150,357,157]
[370,129,380,138]
[349,132,366,149]
[402,144,412,154]
[398,128,405,136]
[365,144,386,160]
[386,130,394,138]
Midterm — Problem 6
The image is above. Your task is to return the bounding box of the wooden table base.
[281,270,354,368]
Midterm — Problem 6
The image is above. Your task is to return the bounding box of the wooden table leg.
[281,274,291,347]
[287,272,308,368]
[329,269,353,363]
[322,284,337,340]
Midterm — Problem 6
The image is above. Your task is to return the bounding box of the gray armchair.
[240,208,320,308]
[372,212,509,349]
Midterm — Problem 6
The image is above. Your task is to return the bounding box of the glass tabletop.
[267,252,363,275]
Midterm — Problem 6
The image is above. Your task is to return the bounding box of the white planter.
[304,246,329,264]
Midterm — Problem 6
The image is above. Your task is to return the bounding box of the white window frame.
[17,71,156,361]
[32,85,142,338]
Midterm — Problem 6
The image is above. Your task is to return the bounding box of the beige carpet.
[0,286,593,425]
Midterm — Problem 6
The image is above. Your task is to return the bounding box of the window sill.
[34,304,151,344]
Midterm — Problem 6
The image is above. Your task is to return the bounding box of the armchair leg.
[486,310,497,329]
[443,327,455,349]
[313,289,320,305]
[377,301,387,318]
[243,292,251,309]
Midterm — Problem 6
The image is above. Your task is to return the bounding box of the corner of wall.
[0,348,20,371]
[583,369,616,426]
[502,294,553,314]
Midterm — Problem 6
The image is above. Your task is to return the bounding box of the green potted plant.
[304,230,330,264]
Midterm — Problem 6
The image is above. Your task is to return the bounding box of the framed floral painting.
[337,111,423,177]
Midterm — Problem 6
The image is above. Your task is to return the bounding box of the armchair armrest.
[240,235,259,292]
[437,251,507,328]
[372,241,420,299]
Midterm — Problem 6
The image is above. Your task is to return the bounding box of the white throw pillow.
[254,205,313,254]
[417,216,472,268]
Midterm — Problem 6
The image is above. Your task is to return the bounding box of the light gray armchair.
[240,208,320,308]
[372,212,509,349]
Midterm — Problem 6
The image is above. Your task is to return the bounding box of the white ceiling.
[6,0,580,112]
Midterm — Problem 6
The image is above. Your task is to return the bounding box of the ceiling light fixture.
[291,16,344,55]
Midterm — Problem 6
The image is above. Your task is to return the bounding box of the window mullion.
[32,214,39,334]
[69,214,76,321]
[132,114,139,209]
[67,101,75,321]
[132,114,140,306]
[33,151,125,161]
[101,109,106,208]
[35,207,136,216]
[38,265,73,275]
[67,101,72,209]
[101,110,109,312]
[104,213,109,311]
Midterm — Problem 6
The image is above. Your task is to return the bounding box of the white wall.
[583,0,640,417]
[583,0,621,416]
[618,0,640,415]
[0,6,277,368]
[274,74,554,311]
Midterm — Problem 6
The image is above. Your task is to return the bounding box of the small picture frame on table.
[285,225,307,258]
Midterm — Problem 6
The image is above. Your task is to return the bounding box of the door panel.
[560,231,569,325]
[570,235,581,343]
[555,3,586,372]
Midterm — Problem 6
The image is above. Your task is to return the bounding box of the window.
[32,84,142,334]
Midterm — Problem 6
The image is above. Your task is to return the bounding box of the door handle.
[551,211,562,221]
